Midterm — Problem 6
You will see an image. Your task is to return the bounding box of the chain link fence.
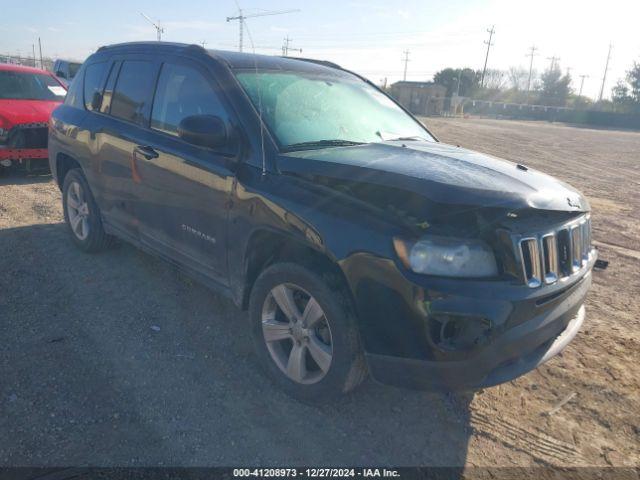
[0,54,54,72]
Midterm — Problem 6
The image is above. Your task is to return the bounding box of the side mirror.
[91,91,103,111]
[178,115,228,149]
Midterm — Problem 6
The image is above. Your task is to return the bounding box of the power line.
[480,25,495,87]
[578,74,589,97]
[599,43,612,102]
[402,50,410,81]
[291,27,480,40]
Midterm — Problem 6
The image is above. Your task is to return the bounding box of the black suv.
[49,42,596,401]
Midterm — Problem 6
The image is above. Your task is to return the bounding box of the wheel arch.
[55,153,83,190]
[239,228,355,313]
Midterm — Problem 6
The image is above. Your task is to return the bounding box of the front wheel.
[62,168,113,253]
[249,263,367,402]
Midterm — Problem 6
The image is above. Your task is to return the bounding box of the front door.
[131,59,237,285]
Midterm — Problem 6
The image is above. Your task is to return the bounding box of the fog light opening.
[428,314,492,352]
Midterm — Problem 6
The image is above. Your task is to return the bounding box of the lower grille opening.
[7,125,48,149]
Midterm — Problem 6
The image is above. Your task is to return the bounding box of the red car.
[0,63,67,171]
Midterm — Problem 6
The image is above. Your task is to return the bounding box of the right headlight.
[393,236,498,278]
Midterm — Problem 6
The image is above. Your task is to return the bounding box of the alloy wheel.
[261,283,334,384]
[66,181,90,241]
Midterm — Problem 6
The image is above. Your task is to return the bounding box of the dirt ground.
[0,117,638,469]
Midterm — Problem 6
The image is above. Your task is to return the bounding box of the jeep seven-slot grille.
[519,215,591,288]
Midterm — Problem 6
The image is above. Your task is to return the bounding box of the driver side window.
[151,63,228,137]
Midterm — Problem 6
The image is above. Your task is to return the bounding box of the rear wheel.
[62,168,113,253]
[249,263,367,402]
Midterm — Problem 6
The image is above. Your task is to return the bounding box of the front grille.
[518,215,592,288]
[7,122,49,149]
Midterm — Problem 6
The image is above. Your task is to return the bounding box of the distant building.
[388,81,447,116]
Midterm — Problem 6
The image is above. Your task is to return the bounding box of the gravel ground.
[0,118,638,468]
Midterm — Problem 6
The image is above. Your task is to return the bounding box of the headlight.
[393,236,498,278]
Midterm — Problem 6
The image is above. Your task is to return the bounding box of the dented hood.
[280,141,589,213]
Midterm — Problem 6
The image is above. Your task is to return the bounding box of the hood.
[279,141,589,216]
[0,99,61,127]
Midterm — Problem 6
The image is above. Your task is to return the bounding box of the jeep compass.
[48,42,595,401]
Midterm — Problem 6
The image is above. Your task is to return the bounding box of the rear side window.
[110,60,156,125]
[151,63,228,136]
[83,62,107,111]
[64,67,83,108]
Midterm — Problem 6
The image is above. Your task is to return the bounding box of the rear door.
[88,56,160,242]
[131,57,237,284]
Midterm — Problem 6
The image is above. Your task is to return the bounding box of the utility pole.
[578,74,589,97]
[38,37,43,70]
[32,44,36,68]
[525,45,538,94]
[480,25,495,87]
[281,36,302,56]
[282,36,290,56]
[546,56,560,70]
[599,43,612,102]
[226,8,300,53]
[200,40,207,48]
[402,50,410,81]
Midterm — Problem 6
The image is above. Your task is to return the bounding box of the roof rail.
[287,57,342,70]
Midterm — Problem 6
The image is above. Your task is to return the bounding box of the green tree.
[539,65,572,106]
[610,62,640,112]
[626,61,640,102]
[433,68,480,97]
[612,80,631,103]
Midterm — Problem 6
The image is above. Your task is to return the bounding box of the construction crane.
[140,12,164,42]
[226,8,300,52]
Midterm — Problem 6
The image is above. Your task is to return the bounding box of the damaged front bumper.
[0,147,49,161]
[362,254,595,391]
[0,122,49,166]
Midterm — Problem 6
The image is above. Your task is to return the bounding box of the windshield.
[235,69,434,151]
[0,70,66,101]
[68,63,82,78]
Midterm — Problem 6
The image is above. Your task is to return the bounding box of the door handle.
[133,145,159,160]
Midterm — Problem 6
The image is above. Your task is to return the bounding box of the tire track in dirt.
[470,408,587,465]
[593,240,640,261]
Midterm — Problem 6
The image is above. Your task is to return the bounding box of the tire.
[62,168,113,253]
[249,262,367,402]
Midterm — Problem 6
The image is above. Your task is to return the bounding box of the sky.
[1,0,639,100]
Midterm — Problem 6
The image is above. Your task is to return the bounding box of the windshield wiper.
[387,135,428,141]
[376,132,429,142]
[283,139,365,151]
